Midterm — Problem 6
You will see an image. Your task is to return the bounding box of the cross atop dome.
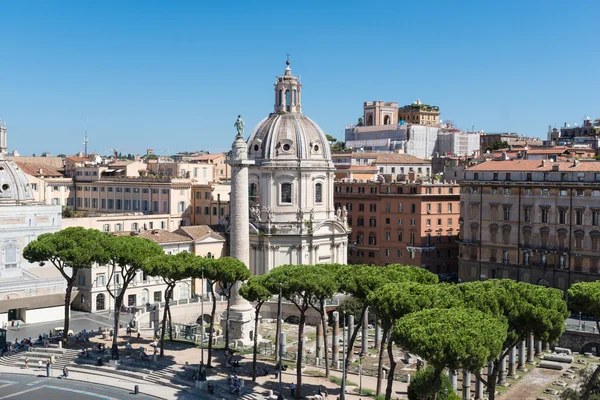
[274,57,301,113]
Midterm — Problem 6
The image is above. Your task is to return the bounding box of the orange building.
[334,180,460,275]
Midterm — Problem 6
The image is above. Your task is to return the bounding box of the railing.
[566,323,599,334]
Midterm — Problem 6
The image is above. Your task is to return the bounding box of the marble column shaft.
[527,333,535,363]
[508,346,517,377]
[535,339,543,357]
[518,340,526,370]
[361,308,369,354]
[316,322,324,360]
[374,320,381,349]
[462,369,471,400]
[332,311,339,364]
[449,369,458,392]
[497,355,507,384]
[475,369,484,400]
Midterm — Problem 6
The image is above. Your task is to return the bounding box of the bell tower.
[0,120,7,156]
[273,57,302,114]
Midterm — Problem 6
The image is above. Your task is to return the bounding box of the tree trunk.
[321,304,330,378]
[207,282,217,368]
[111,292,124,360]
[159,287,170,357]
[487,358,500,400]
[296,309,306,399]
[385,334,397,400]
[344,306,367,372]
[63,278,75,342]
[224,295,231,350]
[596,320,600,335]
[167,299,173,341]
[251,303,261,382]
[584,364,600,400]
[376,326,390,397]
[275,296,282,360]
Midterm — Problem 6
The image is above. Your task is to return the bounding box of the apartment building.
[71,225,225,313]
[398,99,440,125]
[458,158,600,291]
[333,153,431,181]
[192,153,231,182]
[191,183,230,226]
[334,180,460,274]
[14,161,74,207]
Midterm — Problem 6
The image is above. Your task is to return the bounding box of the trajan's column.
[223,116,255,345]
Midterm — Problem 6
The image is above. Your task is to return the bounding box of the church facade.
[243,61,350,274]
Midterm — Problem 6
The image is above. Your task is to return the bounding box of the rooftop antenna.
[83,117,89,156]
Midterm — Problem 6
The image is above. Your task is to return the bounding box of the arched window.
[293,89,297,105]
[384,115,390,125]
[315,183,322,203]
[278,89,283,106]
[367,115,373,126]
[281,183,292,203]
[249,183,258,203]
[207,252,213,259]
[285,90,291,111]
[96,294,105,311]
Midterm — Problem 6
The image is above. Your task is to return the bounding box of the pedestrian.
[62,366,68,379]
[16,321,20,331]
[583,321,587,331]
[11,320,14,330]
[45,359,51,378]
[38,360,42,370]
[291,382,296,397]
[24,357,29,369]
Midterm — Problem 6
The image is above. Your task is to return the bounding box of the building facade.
[458,158,600,291]
[242,60,350,275]
[363,101,399,126]
[191,183,230,226]
[398,99,440,125]
[334,180,460,274]
[0,127,65,325]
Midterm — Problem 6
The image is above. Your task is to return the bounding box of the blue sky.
[1,1,599,156]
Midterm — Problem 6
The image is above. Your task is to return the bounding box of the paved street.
[5,311,121,343]
[0,373,159,399]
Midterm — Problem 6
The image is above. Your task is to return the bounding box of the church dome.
[246,60,331,163]
[248,113,331,161]
[0,158,35,204]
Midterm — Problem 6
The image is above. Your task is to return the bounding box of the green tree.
[485,139,510,153]
[338,264,438,375]
[23,227,110,341]
[268,264,337,399]
[357,117,364,126]
[239,275,272,382]
[450,280,569,400]
[215,257,251,350]
[568,282,600,399]
[325,134,337,143]
[368,282,455,398]
[191,258,220,368]
[102,234,163,359]
[57,154,66,158]
[61,206,76,218]
[560,366,600,400]
[144,252,195,357]
[408,366,460,400]
[394,308,508,400]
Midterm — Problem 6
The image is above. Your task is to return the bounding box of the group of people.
[74,329,90,343]
[2,320,21,330]
[227,374,243,394]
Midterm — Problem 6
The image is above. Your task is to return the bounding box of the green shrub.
[407,366,460,400]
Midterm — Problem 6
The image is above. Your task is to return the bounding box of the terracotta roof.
[192,154,225,161]
[65,156,91,162]
[176,225,224,241]
[14,161,63,177]
[467,159,600,172]
[375,154,429,164]
[136,229,191,244]
[336,165,378,171]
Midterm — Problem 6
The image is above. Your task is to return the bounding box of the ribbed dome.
[247,113,331,162]
[0,158,34,203]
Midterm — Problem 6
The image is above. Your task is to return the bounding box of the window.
[96,294,105,311]
[359,204,365,212]
[425,234,431,246]
[385,232,391,241]
[541,189,550,196]
[385,218,390,224]
[448,218,452,225]
[398,232,403,242]
[426,204,431,213]
[559,189,568,197]
[370,204,377,212]
[397,250,402,257]
[178,201,185,213]
[357,218,364,226]
[280,183,292,203]
[593,210,600,226]
[447,203,453,213]
[437,218,442,226]
[503,250,509,264]
[97,274,105,286]
[437,233,442,243]
[561,173,568,181]
[128,294,136,307]
[397,203,403,212]
[385,203,390,212]
[102,224,110,232]
[575,210,583,225]
[356,234,363,245]
[503,188,511,195]
[525,188,533,196]
[426,219,431,226]
[503,206,510,221]
[576,189,585,197]
[132,222,138,231]
[369,218,376,227]
[78,274,86,286]
[4,245,17,269]
[558,209,567,224]
[493,172,499,180]
[410,204,416,213]
[474,173,479,180]
[315,183,322,203]
[409,233,415,246]
[524,207,531,223]
[115,223,122,231]
[398,218,403,225]
[541,207,549,223]
[526,173,532,181]
[368,251,375,258]
[368,235,376,245]
[506,173,511,181]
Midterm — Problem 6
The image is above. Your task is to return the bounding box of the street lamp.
[197,264,206,382]
[277,283,284,400]
[341,311,346,400]
[579,311,583,331]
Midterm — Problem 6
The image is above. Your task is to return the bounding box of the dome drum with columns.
[233,60,350,275]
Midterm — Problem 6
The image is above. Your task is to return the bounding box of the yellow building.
[398,99,440,125]
[191,183,230,226]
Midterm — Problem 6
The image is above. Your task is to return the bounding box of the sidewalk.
[0,365,202,400]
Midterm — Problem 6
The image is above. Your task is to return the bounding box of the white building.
[243,60,350,274]
[0,124,65,325]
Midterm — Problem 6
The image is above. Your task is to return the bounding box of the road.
[0,373,159,399]
[5,311,122,343]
